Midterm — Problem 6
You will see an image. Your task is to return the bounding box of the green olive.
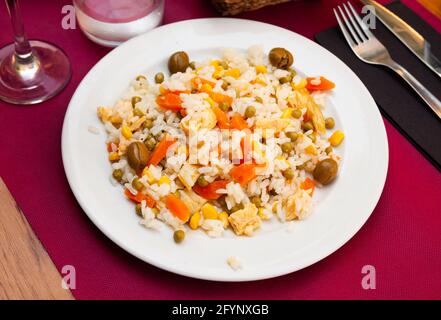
[154,72,164,84]
[127,141,150,171]
[269,47,294,69]
[255,96,263,103]
[135,203,143,217]
[283,168,295,179]
[136,75,146,81]
[145,138,157,151]
[143,118,154,129]
[251,196,262,207]
[245,106,256,118]
[279,76,290,84]
[168,51,190,74]
[112,169,123,182]
[325,146,333,154]
[173,230,185,243]
[133,108,144,117]
[281,142,293,153]
[325,117,335,129]
[292,109,302,119]
[286,131,298,142]
[132,177,145,191]
[313,158,338,185]
[218,101,229,112]
[302,121,314,132]
[196,175,209,187]
[131,96,142,108]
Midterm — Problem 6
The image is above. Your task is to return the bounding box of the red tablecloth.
[0,0,440,299]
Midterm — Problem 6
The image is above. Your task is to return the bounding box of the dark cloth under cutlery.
[315,0,441,171]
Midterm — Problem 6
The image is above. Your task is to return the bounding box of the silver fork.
[334,2,441,120]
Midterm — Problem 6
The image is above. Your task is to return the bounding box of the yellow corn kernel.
[142,167,156,184]
[293,78,307,90]
[158,176,171,185]
[159,85,167,94]
[305,145,317,155]
[201,83,213,93]
[121,126,132,139]
[258,208,270,220]
[201,203,218,220]
[329,130,345,147]
[255,65,267,74]
[189,212,201,230]
[210,60,220,68]
[219,212,229,228]
[212,66,224,79]
[225,68,241,79]
[108,152,119,161]
[281,108,293,119]
[206,97,216,107]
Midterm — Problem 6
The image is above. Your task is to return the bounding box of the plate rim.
[62,17,389,282]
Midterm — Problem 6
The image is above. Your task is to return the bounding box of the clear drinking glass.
[0,0,71,105]
[73,0,164,47]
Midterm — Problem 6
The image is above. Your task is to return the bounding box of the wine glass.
[0,0,71,105]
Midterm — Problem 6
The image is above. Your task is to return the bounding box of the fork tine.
[333,8,357,48]
[342,2,367,42]
[347,1,375,39]
[337,5,362,44]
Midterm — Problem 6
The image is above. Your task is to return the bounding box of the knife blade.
[360,0,441,78]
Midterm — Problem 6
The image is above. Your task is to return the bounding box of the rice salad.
[97,45,344,243]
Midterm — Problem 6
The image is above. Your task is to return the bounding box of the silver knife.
[360,0,441,78]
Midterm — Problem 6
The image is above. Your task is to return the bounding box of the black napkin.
[315,0,441,171]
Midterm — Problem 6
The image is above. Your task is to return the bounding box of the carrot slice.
[212,105,230,129]
[124,189,156,208]
[156,93,183,111]
[229,163,262,186]
[165,194,190,222]
[230,113,249,130]
[147,135,176,166]
[193,180,230,200]
[306,76,335,91]
[210,91,233,106]
[300,177,316,194]
[191,76,216,91]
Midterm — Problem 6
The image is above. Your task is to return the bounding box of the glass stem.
[5,0,33,61]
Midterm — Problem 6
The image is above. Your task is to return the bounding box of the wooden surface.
[0,177,74,300]
[418,0,441,19]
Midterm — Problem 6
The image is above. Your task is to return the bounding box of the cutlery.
[334,2,441,120]
[360,0,441,78]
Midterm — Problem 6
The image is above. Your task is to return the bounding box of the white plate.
[62,18,388,281]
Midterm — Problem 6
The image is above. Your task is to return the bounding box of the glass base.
[0,40,71,105]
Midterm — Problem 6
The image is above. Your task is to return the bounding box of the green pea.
[197,175,209,187]
[325,117,335,129]
[218,101,229,112]
[281,142,293,153]
[143,118,154,129]
[230,203,244,213]
[308,133,316,143]
[132,177,144,191]
[283,168,295,179]
[302,121,314,132]
[145,139,157,151]
[251,196,262,207]
[286,131,298,142]
[245,106,256,118]
[136,75,146,81]
[189,61,196,70]
[255,96,263,103]
[133,108,144,117]
[154,72,164,84]
[112,169,123,182]
[135,203,143,217]
[221,80,229,91]
[279,76,290,84]
[292,109,302,119]
[325,146,333,154]
[173,230,185,243]
[131,96,142,108]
